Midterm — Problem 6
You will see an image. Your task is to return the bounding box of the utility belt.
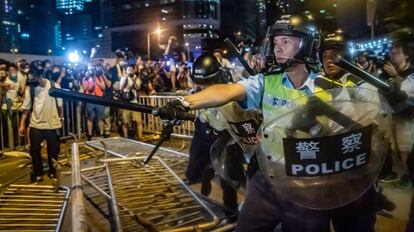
[195,119,227,139]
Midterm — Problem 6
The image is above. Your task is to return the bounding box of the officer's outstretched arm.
[184,83,246,110]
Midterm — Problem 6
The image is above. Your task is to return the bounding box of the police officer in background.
[185,54,239,219]
[161,14,379,231]
[319,30,379,105]
[320,29,398,214]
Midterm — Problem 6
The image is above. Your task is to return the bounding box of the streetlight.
[147,28,167,60]
[48,49,55,64]
[236,31,242,42]
[11,48,18,59]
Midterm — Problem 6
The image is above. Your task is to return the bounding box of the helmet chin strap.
[276,55,304,71]
[277,55,320,73]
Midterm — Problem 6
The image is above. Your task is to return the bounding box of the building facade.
[56,0,84,15]
[0,0,21,53]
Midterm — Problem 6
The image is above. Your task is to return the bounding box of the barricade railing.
[136,95,197,139]
[0,109,23,151]
[61,99,82,140]
[0,98,83,152]
[0,92,195,153]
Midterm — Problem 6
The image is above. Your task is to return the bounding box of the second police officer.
[184,54,239,219]
[162,14,380,231]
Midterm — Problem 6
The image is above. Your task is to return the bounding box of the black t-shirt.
[106,68,119,99]
[160,71,172,91]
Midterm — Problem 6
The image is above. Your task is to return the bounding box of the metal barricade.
[60,99,82,141]
[0,110,26,151]
[0,151,70,232]
[0,184,70,232]
[87,137,189,176]
[104,156,219,231]
[137,95,197,139]
[77,138,221,231]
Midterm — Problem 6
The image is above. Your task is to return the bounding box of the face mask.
[11,73,18,81]
[24,68,30,73]
[52,72,60,81]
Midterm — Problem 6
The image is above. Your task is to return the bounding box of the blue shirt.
[238,72,318,110]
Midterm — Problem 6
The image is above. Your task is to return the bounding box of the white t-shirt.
[1,78,19,110]
[21,80,62,129]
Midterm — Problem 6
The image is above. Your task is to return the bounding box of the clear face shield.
[261,27,278,70]
[262,29,310,72]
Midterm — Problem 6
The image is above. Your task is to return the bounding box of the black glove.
[159,98,190,125]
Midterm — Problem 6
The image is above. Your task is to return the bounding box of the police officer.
[320,29,397,217]
[185,54,239,218]
[162,14,379,231]
[320,30,379,105]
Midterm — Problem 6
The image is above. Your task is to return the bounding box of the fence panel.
[137,95,197,139]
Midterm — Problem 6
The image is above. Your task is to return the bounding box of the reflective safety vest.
[262,73,331,125]
[260,73,334,160]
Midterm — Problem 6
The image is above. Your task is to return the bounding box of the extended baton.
[49,88,196,121]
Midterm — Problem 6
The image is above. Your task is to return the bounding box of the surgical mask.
[10,73,18,81]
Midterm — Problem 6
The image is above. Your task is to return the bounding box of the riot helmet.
[320,30,353,78]
[262,14,320,71]
[191,54,232,85]
[321,30,353,60]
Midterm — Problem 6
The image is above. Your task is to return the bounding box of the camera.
[375,54,389,69]
[95,65,104,76]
